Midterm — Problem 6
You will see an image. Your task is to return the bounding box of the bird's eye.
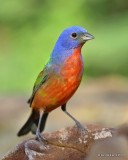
[71,32,77,39]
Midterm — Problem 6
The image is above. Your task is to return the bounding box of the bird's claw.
[75,122,88,136]
[36,133,47,146]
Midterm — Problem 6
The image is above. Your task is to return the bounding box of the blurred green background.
[0,0,128,158]
[0,0,128,94]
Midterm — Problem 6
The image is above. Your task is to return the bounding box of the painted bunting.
[17,26,94,142]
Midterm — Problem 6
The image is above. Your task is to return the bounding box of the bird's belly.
[32,47,83,112]
[32,74,82,112]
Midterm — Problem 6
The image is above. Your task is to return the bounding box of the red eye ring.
[71,32,77,39]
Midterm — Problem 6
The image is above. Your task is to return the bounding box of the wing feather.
[28,67,49,106]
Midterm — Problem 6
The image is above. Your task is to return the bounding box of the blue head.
[51,26,94,63]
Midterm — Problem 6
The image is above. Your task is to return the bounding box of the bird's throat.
[51,45,82,65]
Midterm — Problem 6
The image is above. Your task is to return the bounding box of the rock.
[87,136,128,160]
[2,124,128,160]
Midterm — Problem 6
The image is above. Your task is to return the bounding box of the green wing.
[28,67,48,106]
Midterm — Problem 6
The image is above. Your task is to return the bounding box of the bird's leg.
[61,104,87,134]
[36,110,47,143]
[40,112,49,133]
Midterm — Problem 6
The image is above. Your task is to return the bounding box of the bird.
[17,26,94,142]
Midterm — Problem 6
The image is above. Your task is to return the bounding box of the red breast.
[32,46,84,112]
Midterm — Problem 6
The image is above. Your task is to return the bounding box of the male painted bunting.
[17,26,94,142]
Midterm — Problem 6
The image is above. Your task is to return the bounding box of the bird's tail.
[17,109,49,136]
[17,109,39,136]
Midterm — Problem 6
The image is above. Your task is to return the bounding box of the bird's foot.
[36,132,47,146]
[75,122,88,136]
